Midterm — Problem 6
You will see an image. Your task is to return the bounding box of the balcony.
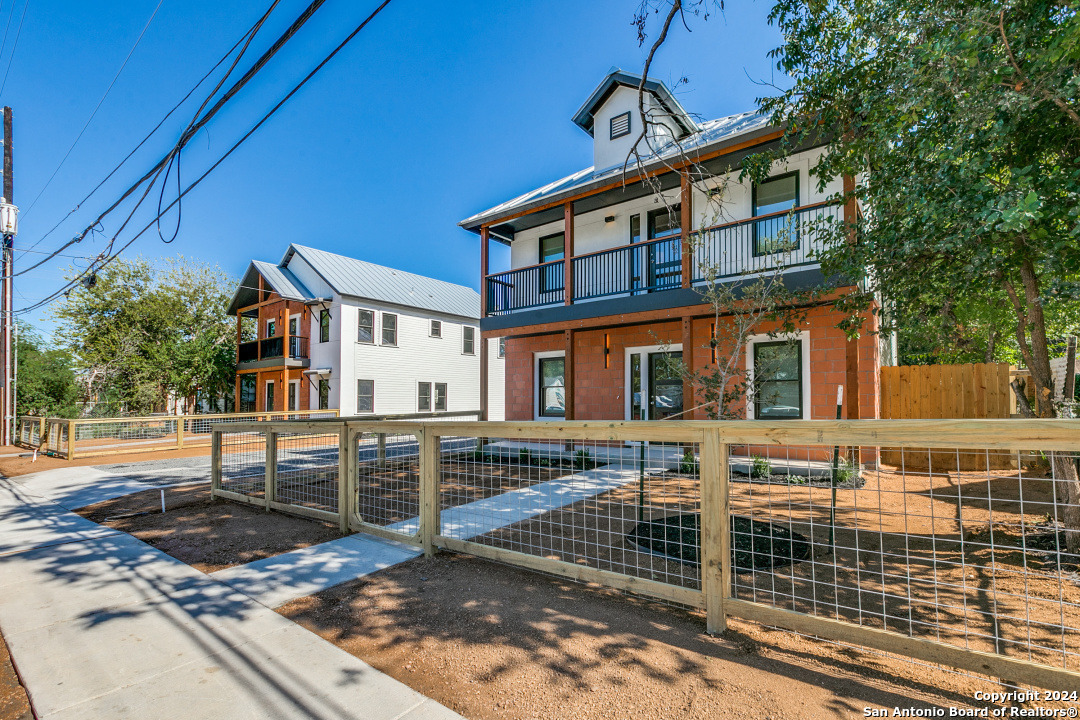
[237,335,309,365]
[484,203,843,317]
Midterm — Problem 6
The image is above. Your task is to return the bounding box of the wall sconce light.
[604,333,610,368]
[604,215,616,224]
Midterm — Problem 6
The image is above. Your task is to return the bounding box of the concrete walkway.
[0,481,464,720]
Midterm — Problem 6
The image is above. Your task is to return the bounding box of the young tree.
[15,323,80,417]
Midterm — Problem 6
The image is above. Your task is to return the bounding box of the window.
[462,326,475,355]
[265,381,275,412]
[289,316,298,336]
[430,320,441,338]
[318,379,330,410]
[381,313,397,345]
[610,110,631,139]
[239,375,256,413]
[319,309,330,343]
[418,382,432,412]
[498,337,506,358]
[358,310,374,343]
[357,379,374,414]
[539,232,565,294]
[538,357,566,418]
[266,319,276,338]
[434,383,447,411]
[753,341,802,419]
[752,171,800,255]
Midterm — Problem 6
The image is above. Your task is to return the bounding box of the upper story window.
[430,320,442,338]
[610,111,631,140]
[539,232,565,294]
[266,319,276,338]
[498,337,506,358]
[319,309,330,343]
[753,340,802,420]
[358,310,374,344]
[382,313,398,346]
[463,327,476,355]
[753,171,800,256]
[647,204,681,240]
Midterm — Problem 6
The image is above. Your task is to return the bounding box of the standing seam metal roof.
[285,244,480,320]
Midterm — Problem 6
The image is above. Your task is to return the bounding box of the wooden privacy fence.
[15,409,339,460]
[880,363,1014,468]
[212,418,1080,691]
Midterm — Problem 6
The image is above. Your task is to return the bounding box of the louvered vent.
[610,111,631,139]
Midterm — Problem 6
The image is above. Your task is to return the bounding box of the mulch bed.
[73,485,344,573]
[626,513,811,569]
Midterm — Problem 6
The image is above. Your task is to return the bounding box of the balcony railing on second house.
[238,335,309,363]
[483,203,843,316]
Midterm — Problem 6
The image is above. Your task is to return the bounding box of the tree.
[757,0,1080,546]
[15,323,79,417]
[52,256,237,415]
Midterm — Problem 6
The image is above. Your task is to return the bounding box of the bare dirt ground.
[0,444,208,477]
[73,485,343,572]
[0,632,31,720]
[280,552,1047,720]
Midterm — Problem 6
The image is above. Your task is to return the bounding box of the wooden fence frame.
[210,418,1080,690]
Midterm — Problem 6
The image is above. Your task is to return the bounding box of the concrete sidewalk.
[0,481,464,720]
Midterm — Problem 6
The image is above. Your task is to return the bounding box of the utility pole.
[1,107,14,446]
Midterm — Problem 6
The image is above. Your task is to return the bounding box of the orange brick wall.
[502,302,880,423]
[235,292,313,412]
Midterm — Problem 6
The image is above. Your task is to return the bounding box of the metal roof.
[226,261,316,315]
[285,245,480,320]
[459,110,773,234]
[571,68,699,138]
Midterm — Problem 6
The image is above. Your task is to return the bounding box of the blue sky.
[6,0,786,334]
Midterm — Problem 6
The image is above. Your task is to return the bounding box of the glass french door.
[628,349,683,420]
[287,380,299,411]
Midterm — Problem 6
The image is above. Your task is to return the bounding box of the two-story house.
[461,69,881,424]
[227,244,503,417]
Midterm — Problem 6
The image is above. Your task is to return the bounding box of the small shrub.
[573,449,596,470]
[788,475,807,486]
[518,448,533,465]
[679,449,698,475]
[538,458,551,468]
[833,455,860,485]
[750,455,772,479]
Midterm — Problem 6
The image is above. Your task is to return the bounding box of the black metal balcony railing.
[238,335,309,363]
[483,203,842,316]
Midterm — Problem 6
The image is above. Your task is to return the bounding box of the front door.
[265,381,275,412]
[287,380,299,411]
[627,347,683,420]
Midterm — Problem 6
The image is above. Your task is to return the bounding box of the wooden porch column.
[564,202,574,305]
[680,170,692,289]
[682,317,694,419]
[564,329,575,420]
[283,302,291,360]
[480,336,489,421]
[480,226,489,317]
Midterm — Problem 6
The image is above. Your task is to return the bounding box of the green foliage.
[573,449,596,470]
[679,449,698,475]
[51,256,237,415]
[750,455,772,479]
[760,0,1080,415]
[832,455,860,486]
[518,447,533,465]
[15,323,79,417]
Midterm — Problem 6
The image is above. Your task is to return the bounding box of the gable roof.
[284,245,480,320]
[228,245,481,320]
[571,68,699,138]
[459,110,773,234]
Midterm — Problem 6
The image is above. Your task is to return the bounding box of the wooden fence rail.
[210,418,1080,691]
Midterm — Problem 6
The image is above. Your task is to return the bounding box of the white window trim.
[430,319,442,338]
[534,350,566,421]
[264,380,275,411]
[357,308,375,344]
[623,344,682,421]
[266,318,277,337]
[744,331,811,420]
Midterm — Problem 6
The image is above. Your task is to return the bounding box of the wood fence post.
[337,425,351,534]
[700,428,730,634]
[176,416,185,450]
[67,420,76,460]
[376,432,386,469]
[210,429,222,500]
[419,425,440,557]
[264,430,277,512]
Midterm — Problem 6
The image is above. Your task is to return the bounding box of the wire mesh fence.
[209,418,1080,688]
[15,416,44,448]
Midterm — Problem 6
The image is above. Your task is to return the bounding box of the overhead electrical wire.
[0,0,29,98]
[16,0,395,315]
[20,0,166,221]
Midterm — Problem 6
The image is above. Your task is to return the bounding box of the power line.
[16,0,395,315]
[20,0,165,221]
[0,0,29,98]
[15,0,322,280]
[16,19,265,261]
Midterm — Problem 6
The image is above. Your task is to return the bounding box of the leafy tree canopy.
[15,323,79,418]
